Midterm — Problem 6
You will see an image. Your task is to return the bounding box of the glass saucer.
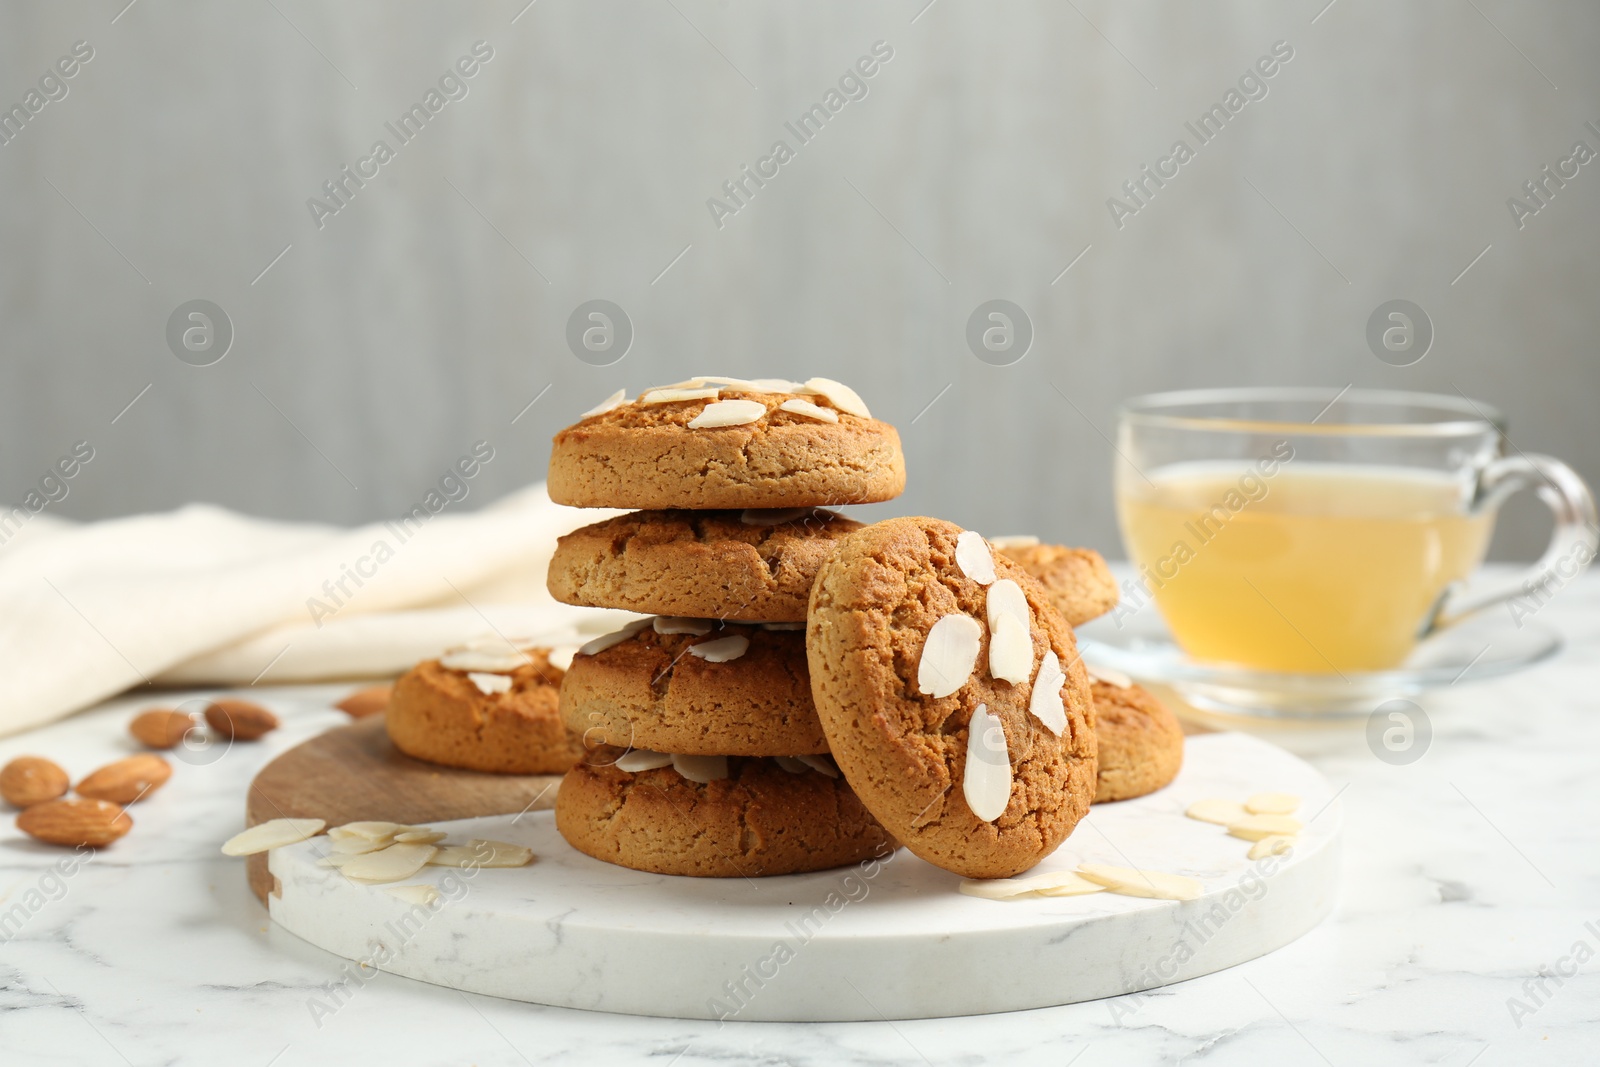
[1076,606,1561,719]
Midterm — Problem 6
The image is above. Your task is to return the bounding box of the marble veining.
[1,570,1597,1064]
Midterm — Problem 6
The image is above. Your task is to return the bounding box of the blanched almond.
[1245,792,1301,815]
[963,705,1012,822]
[917,614,981,698]
[340,842,438,883]
[1077,862,1202,901]
[1248,835,1298,860]
[221,818,325,856]
[1185,798,1248,826]
[955,531,996,585]
[1227,814,1304,842]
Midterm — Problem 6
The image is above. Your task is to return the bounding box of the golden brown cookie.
[807,517,1098,880]
[994,541,1119,627]
[561,621,826,755]
[548,381,906,510]
[386,648,583,774]
[1091,679,1185,803]
[548,508,862,623]
[556,747,897,877]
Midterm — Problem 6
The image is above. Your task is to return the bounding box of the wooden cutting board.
[244,716,564,903]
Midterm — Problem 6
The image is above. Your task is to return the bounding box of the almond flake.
[1185,798,1248,826]
[427,841,534,868]
[741,508,812,526]
[341,842,439,884]
[1248,835,1298,860]
[672,754,729,784]
[221,818,325,857]
[331,834,397,855]
[777,398,838,423]
[986,579,1030,631]
[774,756,809,775]
[688,399,766,428]
[386,885,441,906]
[393,829,448,845]
[1028,650,1068,736]
[439,647,531,673]
[1245,792,1301,816]
[988,535,1040,550]
[688,635,749,663]
[795,754,840,778]
[654,616,714,636]
[579,617,653,656]
[581,389,626,419]
[963,704,1012,822]
[615,749,674,773]
[467,672,513,696]
[1227,814,1304,842]
[330,821,416,841]
[547,645,578,672]
[1077,862,1202,901]
[798,377,870,418]
[955,531,997,585]
[989,613,1033,685]
[640,387,720,405]
[1087,664,1134,689]
[689,375,763,391]
[917,614,982,698]
[749,378,803,392]
[761,621,806,631]
[959,870,1106,900]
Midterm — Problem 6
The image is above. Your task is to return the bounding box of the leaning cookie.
[387,646,583,774]
[807,517,1098,880]
[548,508,862,623]
[548,378,906,510]
[1091,677,1185,804]
[992,539,1119,627]
[561,619,827,755]
[556,747,897,877]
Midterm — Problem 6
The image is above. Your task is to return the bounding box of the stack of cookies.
[545,377,906,877]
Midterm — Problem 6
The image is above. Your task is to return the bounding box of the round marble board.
[256,728,1340,1021]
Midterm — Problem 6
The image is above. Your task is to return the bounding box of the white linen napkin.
[0,483,620,738]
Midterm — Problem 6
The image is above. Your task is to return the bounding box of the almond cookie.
[807,517,1098,880]
[387,646,584,774]
[556,746,896,877]
[548,379,906,510]
[1091,679,1184,804]
[561,620,826,756]
[548,508,861,623]
[993,539,1119,627]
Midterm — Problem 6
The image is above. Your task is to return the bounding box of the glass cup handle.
[1418,454,1598,638]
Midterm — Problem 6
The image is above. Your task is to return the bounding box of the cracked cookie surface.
[548,508,861,622]
[806,517,1098,879]
[548,388,906,509]
[387,648,582,774]
[561,624,827,755]
[556,747,896,877]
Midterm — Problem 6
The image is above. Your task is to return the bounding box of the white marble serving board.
[266,732,1340,1021]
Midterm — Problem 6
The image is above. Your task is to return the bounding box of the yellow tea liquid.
[1117,463,1495,672]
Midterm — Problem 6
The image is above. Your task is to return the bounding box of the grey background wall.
[2,0,1596,560]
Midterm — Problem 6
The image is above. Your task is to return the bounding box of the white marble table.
[3,571,1597,1066]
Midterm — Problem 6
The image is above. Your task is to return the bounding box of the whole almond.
[129,708,199,750]
[76,754,173,805]
[335,684,392,719]
[0,757,71,809]
[17,798,132,847]
[204,698,279,740]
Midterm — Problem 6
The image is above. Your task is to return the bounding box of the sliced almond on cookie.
[955,530,996,585]
[777,398,838,422]
[672,754,729,784]
[467,672,513,696]
[1027,650,1068,736]
[797,377,870,418]
[580,389,626,418]
[639,387,719,405]
[917,614,982,698]
[688,399,766,428]
[688,635,749,663]
[963,704,1012,822]
[794,754,840,778]
[578,617,653,656]
[615,749,674,773]
[654,616,714,636]
[989,613,1033,685]
[1086,664,1133,689]
[985,579,1030,631]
